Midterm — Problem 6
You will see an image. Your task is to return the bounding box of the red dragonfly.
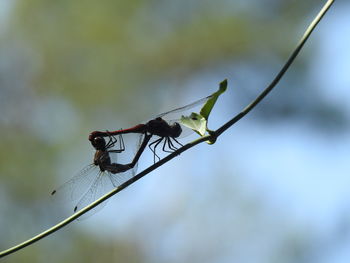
[51,94,212,217]
[51,134,139,216]
[88,94,213,171]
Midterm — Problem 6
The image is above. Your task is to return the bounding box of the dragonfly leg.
[172,137,183,147]
[167,137,179,151]
[108,150,123,153]
[105,131,117,149]
[106,133,152,174]
[148,137,163,163]
[105,131,125,153]
[162,137,176,153]
[105,136,113,148]
[162,138,172,153]
[108,133,152,173]
[119,133,125,151]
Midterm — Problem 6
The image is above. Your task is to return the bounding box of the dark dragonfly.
[89,94,213,170]
[51,134,137,216]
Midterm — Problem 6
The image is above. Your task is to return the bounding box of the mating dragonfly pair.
[51,94,213,215]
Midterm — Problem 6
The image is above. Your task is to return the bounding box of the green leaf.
[200,79,227,120]
[179,79,227,137]
[180,112,207,136]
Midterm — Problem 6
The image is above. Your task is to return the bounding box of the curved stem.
[215,0,335,137]
[0,0,334,258]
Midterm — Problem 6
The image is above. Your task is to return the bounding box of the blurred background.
[1,0,349,262]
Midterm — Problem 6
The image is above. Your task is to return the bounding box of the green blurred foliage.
[0,0,339,262]
[6,0,313,108]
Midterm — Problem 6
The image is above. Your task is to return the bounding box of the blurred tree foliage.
[0,0,341,262]
[6,0,316,107]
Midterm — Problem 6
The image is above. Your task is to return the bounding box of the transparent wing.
[177,124,195,139]
[74,171,116,219]
[107,164,137,188]
[51,164,99,202]
[156,95,212,119]
[74,137,142,220]
[132,132,144,172]
[135,132,145,155]
[106,133,142,176]
[155,95,212,139]
[76,163,138,220]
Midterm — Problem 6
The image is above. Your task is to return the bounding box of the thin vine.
[0,0,334,258]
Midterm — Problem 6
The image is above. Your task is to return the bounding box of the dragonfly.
[51,133,140,216]
[88,94,213,169]
[51,94,212,217]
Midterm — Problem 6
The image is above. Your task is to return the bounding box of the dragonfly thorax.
[94,150,111,171]
[146,117,182,138]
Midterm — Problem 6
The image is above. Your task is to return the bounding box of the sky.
[80,5,350,260]
[0,1,349,263]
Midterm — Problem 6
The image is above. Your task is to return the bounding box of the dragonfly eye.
[171,122,182,138]
[92,137,106,150]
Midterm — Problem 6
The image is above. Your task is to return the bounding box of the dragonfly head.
[92,136,106,150]
[171,122,182,138]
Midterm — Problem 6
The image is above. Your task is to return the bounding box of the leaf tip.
[219,79,228,92]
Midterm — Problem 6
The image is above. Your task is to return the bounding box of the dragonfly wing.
[74,171,116,219]
[51,164,99,202]
[105,136,139,187]
[105,134,141,178]
[132,132,145,172]
[155,95,213,140]
[156,95,212,119]
[107,166,136,188]
[177,123,196,139]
